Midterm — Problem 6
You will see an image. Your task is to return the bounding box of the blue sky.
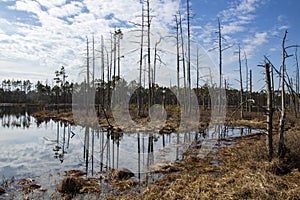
[0,0,299,91]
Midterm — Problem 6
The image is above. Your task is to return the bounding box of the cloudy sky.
[0,0,299,91]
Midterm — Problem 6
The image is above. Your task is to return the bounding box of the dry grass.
[32,110,74,123]
[109,113,300,200]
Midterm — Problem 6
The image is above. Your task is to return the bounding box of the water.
[0,106,261,198]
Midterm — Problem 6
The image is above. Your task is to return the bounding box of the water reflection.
[52,122,71,163]
[73,125,260,180]
[0,106,32,128]
[0,107,261,197]
[71,126,176,179]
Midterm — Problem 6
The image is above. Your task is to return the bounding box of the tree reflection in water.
[53,121,71,163]
[0,106,260,190]
[0,106,32,128]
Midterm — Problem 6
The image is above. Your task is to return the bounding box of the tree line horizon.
[0,69,297,112]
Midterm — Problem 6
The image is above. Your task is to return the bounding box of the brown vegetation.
[29,109,300,199]
[104,113,300,199]
[56,170,100,199]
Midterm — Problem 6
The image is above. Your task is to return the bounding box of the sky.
[0,0,299,91]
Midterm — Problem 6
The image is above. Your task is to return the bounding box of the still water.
[0,106,261,198]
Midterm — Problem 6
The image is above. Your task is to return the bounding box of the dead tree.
[296,47,299,114]
[264,56,278,111]
[92,35,95,88]
[113,29,117,85]
[277,31,300,157]
[115,29,123,78]
[175,15,180,105]
[249,69,253,112]
[138,1,145,117]
[146,0,152,107]
[244,51,249,111]
[211,18,233,88]
[186,0,191,113]
[209,18,233,113]
[278,30,287,159]
[287,76,297,118]
[265,63,273,161]
[196,46,200,99]
[265,54,300,118]
[85,36,90,114]
[101,36,105,107]
[86,36,90,91]
[238,45,244,119]
[179,12,187,113]
[153,38,163,89]
[218,18,222,89]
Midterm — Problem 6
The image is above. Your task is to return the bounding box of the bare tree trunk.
[153,50,156,89]
[264,56,276,111]
[196,46,199,100]
[296,47,299,114]
[245,52,248,111]
[106,52,110,107]
[138,1,145,117]
[152,40,158,94]
[271,61,275,110]
[238,45,244,119]
[112,31,117,86]
[265,63,273,161]
[175,15,180,113]
[117,33,121,78]
[249,69,252,112]
[146,0,152,108]
[288,78,297,118]
[101,36,105,107]
[92,35,95,88]
[218,18,222,89]
[179,13,187,113]
[86,36,90,114]
[86,36,90,91]
[187,0,191,113]
[278,30,287,159]
[217,18,224,114]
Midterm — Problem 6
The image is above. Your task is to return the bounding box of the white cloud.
[277,14,286,22]
[223,22,245,34]
[196,0,268,86]
[217,0,263,35]
[48,1,84,18]
[0,0,181,83]
[221,0,261,20]
[236,0,257,14]
[237,14,255,22]
[278,25,289,30]
[243,32,268,57]
[9,0,42,16]
[38,0,66,9]
[198,0,264,53]
[269,47,277,52]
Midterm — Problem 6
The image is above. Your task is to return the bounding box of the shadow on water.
[0,107,262,198]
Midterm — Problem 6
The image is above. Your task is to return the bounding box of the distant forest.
[0,74,295,113]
